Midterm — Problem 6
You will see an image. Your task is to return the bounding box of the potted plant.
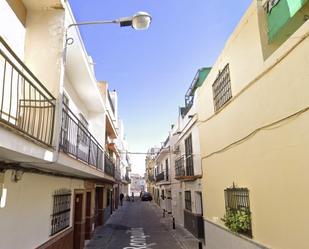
[222,207,251,236]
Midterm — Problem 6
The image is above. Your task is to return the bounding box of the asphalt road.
[86,198,183,249]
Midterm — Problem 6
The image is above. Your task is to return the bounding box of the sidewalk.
[86,199,201,249]
[85,202,128,249]
[149,202,201,249]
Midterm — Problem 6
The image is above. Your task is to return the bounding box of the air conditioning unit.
[173,145,180,154]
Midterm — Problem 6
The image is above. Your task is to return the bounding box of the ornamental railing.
[175,156,185,177]
[104,152,115,177]
[59,103,104,170]
[0,36,55,146]
[175,155,194,178]
[155,171,164,182]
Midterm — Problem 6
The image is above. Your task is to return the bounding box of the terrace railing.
[104,152,115,177]
[59,103,104,170]
[0,36,55,146]
[175,155,196,180]
[155,172,164,182]
[175,156,185,177]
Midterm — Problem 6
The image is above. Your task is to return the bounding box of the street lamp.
[64,11,152,61]
[67,11,152,30]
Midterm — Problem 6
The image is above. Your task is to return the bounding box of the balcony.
[104,152,115,177]
[155,172,164,182]
[59,104,104,170]
[0,37,55,146]
[265,0,309,42]
[114,168,121,181]
[184,209,204,239]
[175,155,200,181]
[107,91,115,115]
[123,174,131,184]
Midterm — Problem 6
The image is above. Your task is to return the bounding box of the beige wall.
[197,2,309,249]
[24,9,65,98]
[5,0,26,25]
[0,170,84,249]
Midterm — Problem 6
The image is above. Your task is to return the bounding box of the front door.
[95,187,103,227]
[85,191,92,240]
[74,193,84,249]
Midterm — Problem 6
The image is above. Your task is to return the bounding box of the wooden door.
[74,193,84,249]
[85,191,92,240]
[95,187,103,226]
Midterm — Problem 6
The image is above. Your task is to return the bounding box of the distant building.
[130,173,145,194]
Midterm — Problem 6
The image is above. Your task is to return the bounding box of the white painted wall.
[0,170,84,249]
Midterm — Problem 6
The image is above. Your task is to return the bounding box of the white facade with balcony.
[0,1,129,248]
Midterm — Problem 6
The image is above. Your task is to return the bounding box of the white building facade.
[0,1,130,249]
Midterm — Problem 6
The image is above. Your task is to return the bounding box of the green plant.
[222,207,251,234]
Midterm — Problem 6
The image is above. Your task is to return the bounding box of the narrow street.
[86,198,198,249]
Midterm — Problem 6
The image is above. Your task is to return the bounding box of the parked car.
[141,192,152,201]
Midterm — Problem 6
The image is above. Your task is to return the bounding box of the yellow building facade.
[197,1,309,249]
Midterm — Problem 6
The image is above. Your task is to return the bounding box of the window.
[51,189,71,236]
[224,186,252,237]
[212,64,232,111]
[107,190,111,206]
[185,191,192,211]
[185,134,194,176]
[161,189,165,199]
[224,187,250,210]
[165,159,169,181]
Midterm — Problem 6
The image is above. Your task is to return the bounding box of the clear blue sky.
[69,0,252,175]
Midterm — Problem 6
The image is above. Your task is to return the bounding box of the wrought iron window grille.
[185,190,192,211]
[185,134,194,176]
[224,185,252,237]
[212,64,232,112]
[50,189,71,236]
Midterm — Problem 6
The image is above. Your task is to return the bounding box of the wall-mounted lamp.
[11,170,23,182]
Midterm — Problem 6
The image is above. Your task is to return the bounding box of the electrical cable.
[201,105,309,161]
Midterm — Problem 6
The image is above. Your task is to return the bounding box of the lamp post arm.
[67,19,118,30]
[63,19,121,65]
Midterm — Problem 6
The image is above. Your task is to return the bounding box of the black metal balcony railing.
[114,168,121,181]
[0,37,55,146]
[155,172,164,182]
[125,174,130,182]
[175,155,194,178]
[104,152,115,177]
[59,104,104,170]
[186,155,194,176]
[107,91,115,115]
